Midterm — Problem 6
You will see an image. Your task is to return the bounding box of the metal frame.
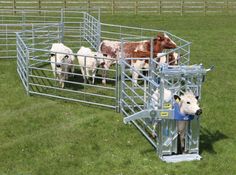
[122,57,212,162]
[2,9,212,162]
[15,10,119,110]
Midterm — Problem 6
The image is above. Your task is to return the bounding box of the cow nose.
[195,109,202,115]
[56,64,61,68]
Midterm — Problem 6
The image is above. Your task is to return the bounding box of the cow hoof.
[102,80,106,85]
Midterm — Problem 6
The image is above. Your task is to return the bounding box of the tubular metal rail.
[11,9,191,111]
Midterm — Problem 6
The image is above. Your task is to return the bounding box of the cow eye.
[187,101,190,104]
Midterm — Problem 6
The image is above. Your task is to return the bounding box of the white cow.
[174,91,202,153]
[151,88,172,110]
[132,52,179,86]
[77,46,112,85]
[151,90,202,154]
[50,43,75,88]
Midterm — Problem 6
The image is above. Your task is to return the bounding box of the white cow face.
[50,53,69,74]
[174,91,202,116]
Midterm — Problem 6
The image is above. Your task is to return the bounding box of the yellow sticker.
[160,112,169,117]
[164,103,172,109]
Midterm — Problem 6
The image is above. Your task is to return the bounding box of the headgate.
[122,50,213,162]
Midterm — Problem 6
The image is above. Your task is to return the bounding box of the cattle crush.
[1,9,213,163]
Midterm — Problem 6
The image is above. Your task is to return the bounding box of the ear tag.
[175,99,180,103]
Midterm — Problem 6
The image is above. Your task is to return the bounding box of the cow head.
[50,52,69,74]
[156,33,177,50]
[174,91,202,116]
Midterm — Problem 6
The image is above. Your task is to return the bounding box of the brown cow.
[99,32,177,60]
[99,32,177,85]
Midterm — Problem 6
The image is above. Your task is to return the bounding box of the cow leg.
[86,68,92,84]
[69,65,75,78]
[81,66,87,84]
[58,74,64,88]
[132,61,143,86]
[53,70,56,78]
[132,71,139,86]
[61,80,65,88]
[92,68,96,85]
[177,121,188,154]
[102,69,107,85]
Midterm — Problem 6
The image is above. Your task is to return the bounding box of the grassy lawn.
[0,13,236,175]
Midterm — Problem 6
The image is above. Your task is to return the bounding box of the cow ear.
[157,33,164,41]
[174,95,181,102]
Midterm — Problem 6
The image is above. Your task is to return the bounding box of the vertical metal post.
[5,25,8,57]
[32,24,35,59]
[120,39,125,113]
[96,8,101,51]
[187,44,190,65]
[147,38,154,109]
[115,60,120,112]
[82,12,86,41]
[60,9,64,43]
[144,79,147,108]
[26,48,30,96]
[83,56,87,84]
[149,38,154,86]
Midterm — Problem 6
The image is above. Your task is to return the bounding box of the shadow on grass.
[66,69,84,90]
[137,126,229,156]
[200,127,228,154]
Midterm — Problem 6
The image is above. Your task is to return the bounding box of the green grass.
[1,14,236,174]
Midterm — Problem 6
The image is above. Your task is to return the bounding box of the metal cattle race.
[1,9,212,162]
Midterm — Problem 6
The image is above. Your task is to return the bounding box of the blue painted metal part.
[174,103,194,121]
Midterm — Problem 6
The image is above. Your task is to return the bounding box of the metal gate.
[15,10,120,110]
[12,9,191,110]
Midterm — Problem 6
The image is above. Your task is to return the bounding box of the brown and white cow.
[131,52,179,85]
[99,33,177,85]
[99,32,177,60]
